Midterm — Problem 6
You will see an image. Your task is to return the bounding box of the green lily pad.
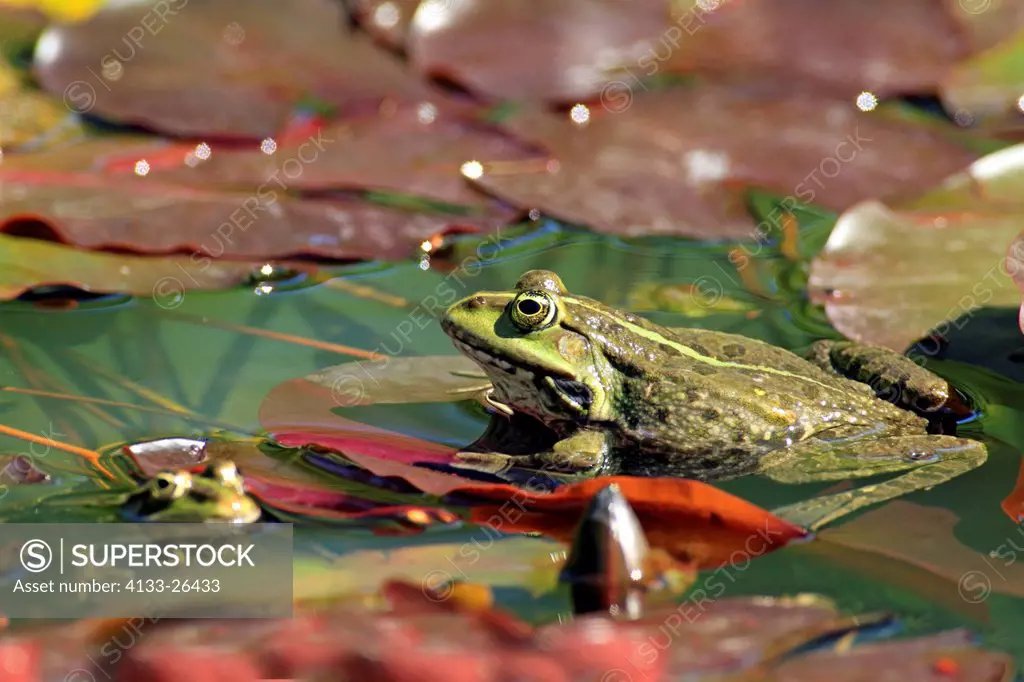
[940,24,1024,132]
[808,143,1024,350]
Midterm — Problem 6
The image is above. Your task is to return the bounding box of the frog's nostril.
[467,296,486,309]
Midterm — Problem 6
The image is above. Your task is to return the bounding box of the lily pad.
[157,105,543,211]
[473,87,978,239]
[0,232,284,300]
[31,0,447,138]
[352,0,424,51]
[940,24,1024,131]
[659,0,970,98]
[455,476,809,569]
[407,0,670,102]
[17,583,1014,682]
[808,143,1024,350]
[0,169,509,259]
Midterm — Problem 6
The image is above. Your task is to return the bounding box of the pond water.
[2,215,1023,660]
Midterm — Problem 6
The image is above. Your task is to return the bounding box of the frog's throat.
[564,296,844,393]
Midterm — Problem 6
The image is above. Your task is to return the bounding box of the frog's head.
[121,461,262,524]
[441,270,621,425]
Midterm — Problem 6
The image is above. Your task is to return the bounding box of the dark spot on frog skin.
[801,385,821,400]
[688,343,711,356]
[723,343,745,358]
[690,365,715,375]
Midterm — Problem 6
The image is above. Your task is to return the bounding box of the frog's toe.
[451,451,522,476]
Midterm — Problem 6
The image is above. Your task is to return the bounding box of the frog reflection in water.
[440,270,987,529]
[121,461,262,523]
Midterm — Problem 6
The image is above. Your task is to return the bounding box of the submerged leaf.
[808,143,1024,350]
[32,0,448,138]
[818,500,1024,601]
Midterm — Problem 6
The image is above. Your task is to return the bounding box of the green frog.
[120,461,262,523]
[440,270,987,529]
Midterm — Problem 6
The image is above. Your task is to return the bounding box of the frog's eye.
[510,291,557,331]
[149,472,190,501]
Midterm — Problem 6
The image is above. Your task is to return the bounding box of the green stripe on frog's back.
[563,296,843,393]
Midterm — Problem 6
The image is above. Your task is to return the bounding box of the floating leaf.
[0,233,291,300]
[32,0,448,138]
[808,143,1024,350]
[940,24,1024,132]
[352,0,423,50]
[453,476,808,569]
[157,105,542,211]
[15,584,1014,682]
[474,87,977,239]
[0,169,508,259]
[407,0,670,102]
[659,0,971,98]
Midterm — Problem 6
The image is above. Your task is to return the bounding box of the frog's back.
[665,327,846,380]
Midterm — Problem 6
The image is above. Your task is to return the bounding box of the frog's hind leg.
[803,340,950,412]
[762,433,986,531]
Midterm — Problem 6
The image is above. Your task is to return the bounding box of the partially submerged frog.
[440,270,987,529]
[120,461,262,523]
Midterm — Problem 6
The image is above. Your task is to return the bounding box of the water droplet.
[855,91,877,111]
[460,160,484,179]
[569,103,590,125]
[134,159,150,176]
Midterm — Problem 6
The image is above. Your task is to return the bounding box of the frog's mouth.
[446,332,594,414]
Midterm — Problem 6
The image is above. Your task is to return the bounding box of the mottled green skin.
[121,461,262,524]
[441,270,987,530]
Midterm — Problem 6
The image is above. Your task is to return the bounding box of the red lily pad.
[808,143,1024,350]
[22,584,1014,682]
[0,168,510,259]
[352,0,424,50]
[658,0,970,98]
[31,0,448,139]
[157,105,543,210]
[407,0,671,102]
[454,477,808,569]
[473,87,977,239]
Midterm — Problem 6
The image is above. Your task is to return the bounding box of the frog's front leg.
[804,340,950,412]
[453,428,611,479]
[762,432,986,531]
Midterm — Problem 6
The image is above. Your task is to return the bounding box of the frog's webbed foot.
[452,429,610,481]
[764,433,986,531]
[804,340,950,412]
